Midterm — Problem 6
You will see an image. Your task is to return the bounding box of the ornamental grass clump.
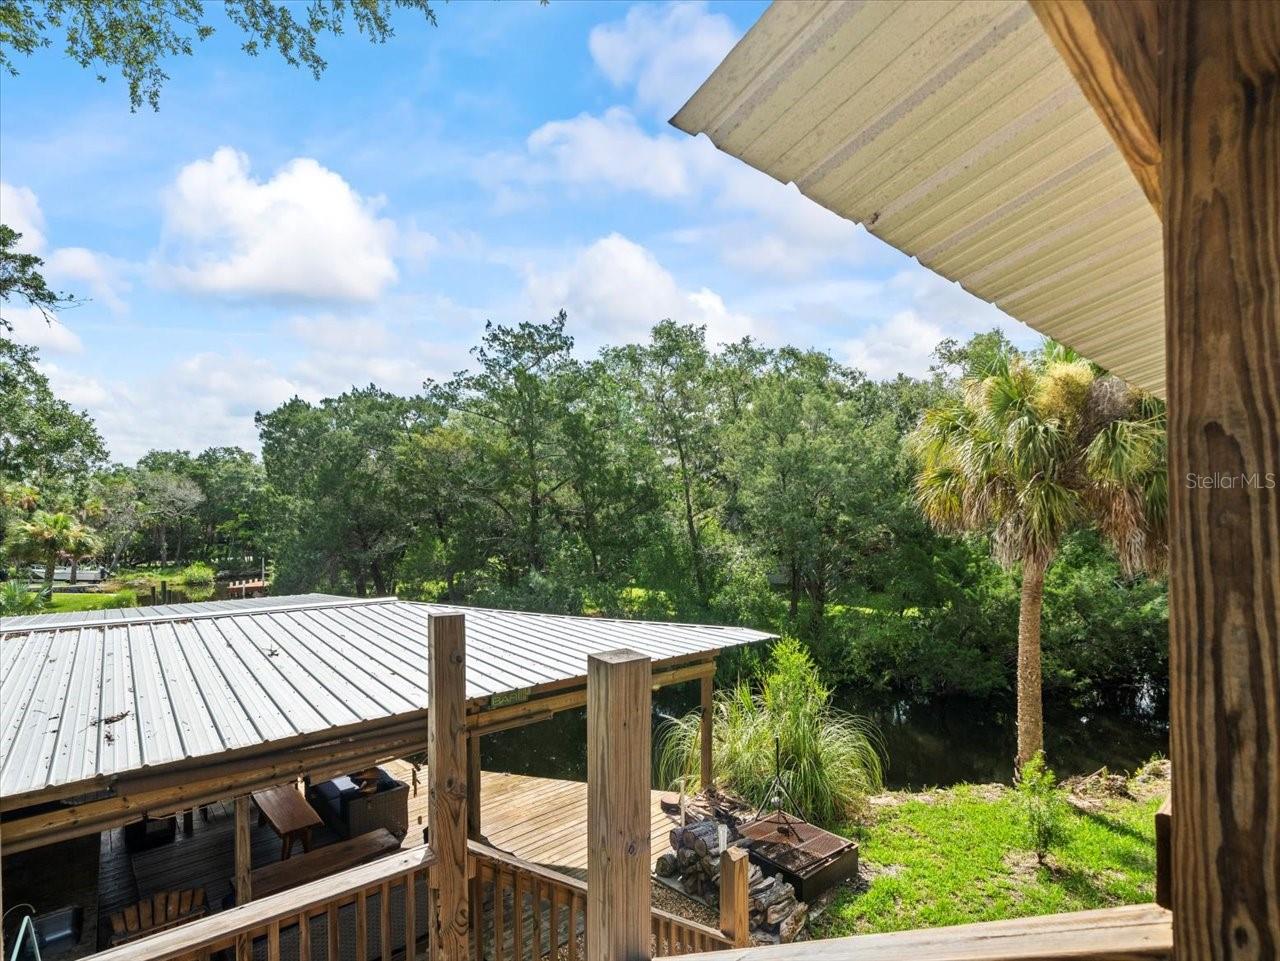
[657,638,884,826]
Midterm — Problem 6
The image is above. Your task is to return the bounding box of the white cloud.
[842,310,948,379]
[523,233,764,348]
[1,305,84,354]
[160,147,402,303]
[1,180,130,315]
[45,246,131,314]
[813,269,1038,379]
[525,108,712,199]
[588,2,738,118]
[1,182,46,251]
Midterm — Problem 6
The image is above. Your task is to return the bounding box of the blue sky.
[1,0,1030,464]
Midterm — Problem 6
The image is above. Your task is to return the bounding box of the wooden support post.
[428,613,468,961]
[1163,2,1280,958]
[234,796,252,903]
[466,734,481,840]
[719,847,750,948]
[1153,796,1171,910]
[587,650,652,961]
[699,672,714,792]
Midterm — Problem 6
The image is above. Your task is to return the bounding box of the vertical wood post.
[719,847,750,948]
[587,650,652,961]
[699,672,714,791]
[466,733,481,840]
[234,796,252,903]
[428,613,468,961]
[1163,2,1280,958]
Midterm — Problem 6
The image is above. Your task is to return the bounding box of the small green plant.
[179,562,216,587]
[657,637,884,826]
[0,581,46,616]
[105,588,139,609]
[1016,751,1065,865]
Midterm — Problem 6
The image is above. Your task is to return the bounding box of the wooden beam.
[1031,0,1162,214]
[719,847,749,948]
[234,796,252,903]
[427,613,468,961]
[699,673,714,791]
[587,650,652,961]
[1162,2,1280,959]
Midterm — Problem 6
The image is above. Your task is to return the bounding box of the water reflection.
[480,686,1169,791]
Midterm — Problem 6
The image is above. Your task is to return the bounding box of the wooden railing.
[469,841,733,959]
[87,846,436,961]
[662,903,1172,961]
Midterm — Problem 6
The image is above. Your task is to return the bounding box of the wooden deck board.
[387,761,675,880]
[84,764,678,958]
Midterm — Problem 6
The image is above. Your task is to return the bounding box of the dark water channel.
[480,686,1168,791]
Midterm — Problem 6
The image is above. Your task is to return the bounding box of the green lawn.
[816,780,1162,936]
[44,591,136,613]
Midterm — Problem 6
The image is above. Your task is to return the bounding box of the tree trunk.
[69,556,79,585]
[1015,557,1047,769]
[43,549,56,593]
[788,556,800,618]
[674,439,707,601]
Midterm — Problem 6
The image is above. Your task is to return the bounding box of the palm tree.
[909,343,1166,768]
[4,510,103,592]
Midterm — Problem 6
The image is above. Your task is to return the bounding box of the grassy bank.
[815,761,1167,936]
[44,590,138,613]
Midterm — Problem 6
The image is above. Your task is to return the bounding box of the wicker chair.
[309,771,409,842]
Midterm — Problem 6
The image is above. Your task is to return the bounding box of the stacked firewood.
[656,820,747,902]
[748,872,807,942]
[655,819,808,943]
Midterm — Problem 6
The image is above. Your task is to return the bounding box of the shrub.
[657,638,884,826]
[0,581,45,615]
[179,562,216,587]
[105,588,139,609]
[1016,751,1065,864]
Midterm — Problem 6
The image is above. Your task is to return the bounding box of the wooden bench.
[109,888,207,946]
[246,828,401,900]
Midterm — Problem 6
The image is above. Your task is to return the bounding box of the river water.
[480,686,1169,791]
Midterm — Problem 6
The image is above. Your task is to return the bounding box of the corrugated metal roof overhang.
[672,0,1165,396]
[0,595,773,801]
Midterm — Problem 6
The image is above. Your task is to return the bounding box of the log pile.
[655,818,809,942]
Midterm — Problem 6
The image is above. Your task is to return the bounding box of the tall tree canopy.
[909,342,1167,767]
[0,0,437,110]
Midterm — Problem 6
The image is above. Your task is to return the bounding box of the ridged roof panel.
[672,0,1164,395]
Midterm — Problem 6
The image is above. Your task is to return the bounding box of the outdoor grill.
[737,810,859,902]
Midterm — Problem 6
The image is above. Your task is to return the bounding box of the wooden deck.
[387,760,674,879]
[89,764,677,953]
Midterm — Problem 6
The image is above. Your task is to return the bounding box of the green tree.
[0,0,438,111]
[4,509,102,591]
[0,225,77,329]
[610,322,722,604]
[909,341,1167,767]
[0,338,106,495]
[424,314,578,576]
[258,386,419,595]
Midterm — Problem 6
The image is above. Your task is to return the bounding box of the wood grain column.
[699,673,714,791]
[587,650,652,961]
[428,613,469,961]
[1163,2,1280,958]
[234,796,252,904]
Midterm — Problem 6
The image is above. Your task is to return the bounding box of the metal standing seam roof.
[0,595,773,802]
[672,0,1165,397]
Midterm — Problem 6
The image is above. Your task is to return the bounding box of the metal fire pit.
[738,811,859,901]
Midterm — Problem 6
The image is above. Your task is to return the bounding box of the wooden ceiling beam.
[1031,0,1163,217]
